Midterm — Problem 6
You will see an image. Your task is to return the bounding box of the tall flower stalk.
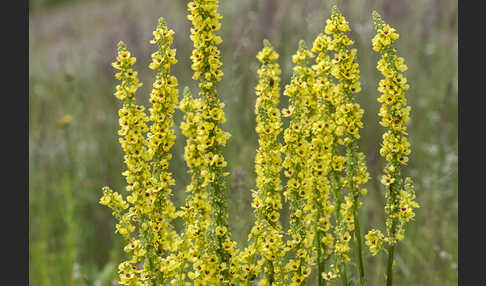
[281,40,316,286]
[179,87,215,284]
[322,6,370,285]
[145,18,183,283]
[365,11,420,286]
[100,33,181,284]
[309,30,336,286]
[186,0,235,283]
[246,39,286,286]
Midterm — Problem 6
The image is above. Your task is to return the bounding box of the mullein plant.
[100,19,181,285]
[322,6,370,285]
[145,19,184,282]
[183,0,239,285]
[364,11,419,286]
[309,29,337,286]
[100,2,418,285]
[280,40,317,286]
[244,40,286,286]
[178,86,212,284]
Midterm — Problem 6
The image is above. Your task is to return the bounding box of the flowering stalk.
[246,39,286,286]
[323,6,370,285]
[101,41,163,285]
[179,88,214,284]
[100,18,182,285]
[281,40,316,286]
[187,0,235,283]
[365,11,420,286]
[146,18,183,282]
[310,31,337,285]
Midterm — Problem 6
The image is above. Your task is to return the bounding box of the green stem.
[317,228,323,286]
[268,261,275,284]
[386,244,395,286]
[321,259,326,286]
[342,265,348,286]
[63,128,76,180]
[331,172,347,286]
[353,203,365,285]
[344,142,367,285]
[385,171,400,286]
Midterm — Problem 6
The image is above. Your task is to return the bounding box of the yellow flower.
[215,226,227,236]
[57,114,73,128]
[268,210,280,223]
[381,175,395,186]
[364,229,384,256]
[322,271,337,281]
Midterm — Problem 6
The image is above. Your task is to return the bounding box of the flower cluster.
[245,39,286,285]
[178,88,220,285]
[183,0,238,284]
[365,11,419,256]
[188,0,223,87]
[112,45,142,102]
[281,40,317,285]
[364,229,385,256]
[309,31,337,282]
[145,18,184,282]
[103,41,159,285]
[100,19,183,285]
[100,5,419,286]
[319,7,370,283]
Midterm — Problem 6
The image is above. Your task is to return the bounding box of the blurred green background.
[29,0,457,285]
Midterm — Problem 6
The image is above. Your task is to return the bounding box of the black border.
[9,0,29,284]
[459,0,482,284]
